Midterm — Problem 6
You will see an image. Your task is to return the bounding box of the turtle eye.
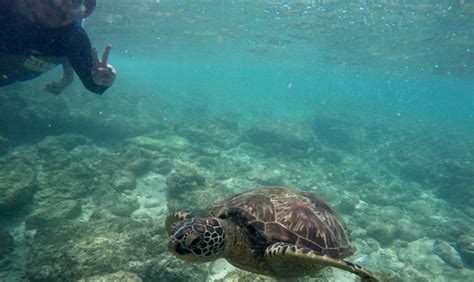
[184,233,203,248]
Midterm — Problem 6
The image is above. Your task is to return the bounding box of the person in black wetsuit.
[0,0,116,95]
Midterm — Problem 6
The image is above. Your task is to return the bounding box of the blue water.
[89,0,473,131]
[1,1,473,281]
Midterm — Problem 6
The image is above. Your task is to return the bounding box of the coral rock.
[0,159,36,215]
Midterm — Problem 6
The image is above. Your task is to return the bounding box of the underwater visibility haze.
[0,0,473,281]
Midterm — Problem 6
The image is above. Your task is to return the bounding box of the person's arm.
[44,59,74,95]
[65,24,110,94]
[0,0,13,14]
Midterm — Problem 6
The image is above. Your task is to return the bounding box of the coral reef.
[244,119,316,156]
[0,135,9,156]
[25,199,82,229]
[127,135,191,152]
[26,216,163,281]
[0,106,472,281]
[78,271,143,282]
[457,235,474,269]
[166,169,206,199]
[366,222,397,246]
[112,170,137,192]
[165,168,229,212]
[0,156,37,215]
[312,116,358,152]
[0,229,14,260]
[173,115,241,149]
[433,240,463,269]
[0,84,164,143]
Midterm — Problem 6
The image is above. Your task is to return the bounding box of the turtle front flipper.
[165,211,194,234]
[265,243,381,282]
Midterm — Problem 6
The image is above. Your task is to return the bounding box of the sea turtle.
[166,187,380,281]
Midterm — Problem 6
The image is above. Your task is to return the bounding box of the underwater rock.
[165,169,231,212]
[312,116,357,152]
[35,153,117,200]
[317,149,343,165]
[160,135,191,151]
[165,169,207,211]
[112,170,137,192]
[457,235,474,268]
[0,79,162,143]
[173,116,240,149]
[244,120,315,156]
[78,271,142,282]
[378,206,405,222]
[65,107,163,142]
[398,238,461,278]
[406,199,435,219]
[426,217,468,243]
[119,146,172,175]
[127,135,190,152]
[0,158,36,215]
[247,169,284,186]
[26,199,82,229]
[357,247,405,280]
[207,258,235,281]
[107,195,140,218]
[0,88,68,141]
[435,160,474,214]
[433,240,463,268]
[399,267,430,282]
[35,134,100,174]
[126,159,154,176]
[150,253,208,282]
[222,266,336,281]
[151,159,173,175]
[398,161,430,184]
[26,217,163,281]
[165,169,206,198]
[395,219,425,242]
[143,199,161,209]
[36,133,91,154]
[366,222,396,246]
[0,229,14,259]
[0,135,10,156]
[336,195,358,214]
[126,136,163,151]
[362,185,394,206]
[222,269,275,282]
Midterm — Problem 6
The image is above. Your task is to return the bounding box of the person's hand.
[92,45,116,87]
[44,62,74,95]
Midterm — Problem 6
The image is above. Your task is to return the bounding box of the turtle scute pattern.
[208,187,355,259]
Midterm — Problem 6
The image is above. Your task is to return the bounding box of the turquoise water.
[92,0,473,127]
[0,1,473,281]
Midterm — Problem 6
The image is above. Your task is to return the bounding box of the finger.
[91,47,99,66]
[101,45,112,65]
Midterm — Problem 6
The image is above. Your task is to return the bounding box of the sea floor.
[0,88,473,281]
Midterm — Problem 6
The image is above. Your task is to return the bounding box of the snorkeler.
[0,0,116,95]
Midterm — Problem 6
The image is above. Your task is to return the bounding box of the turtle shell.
[208,187,355,259]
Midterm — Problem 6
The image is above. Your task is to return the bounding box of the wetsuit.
[0,6,108,94]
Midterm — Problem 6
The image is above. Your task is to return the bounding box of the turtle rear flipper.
[265,243,381,282]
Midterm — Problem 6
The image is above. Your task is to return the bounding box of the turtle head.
[168,217,225,262]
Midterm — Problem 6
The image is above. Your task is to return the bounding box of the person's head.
[25,0,96,28]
